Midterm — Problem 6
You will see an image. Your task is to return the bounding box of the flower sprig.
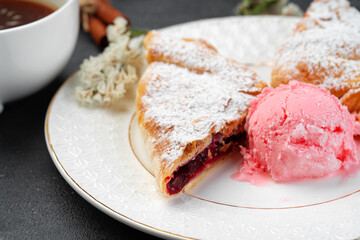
[76,18,147,106]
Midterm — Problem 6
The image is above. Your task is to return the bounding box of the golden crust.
[144,31,267,95]
[340,88,360,112]
[271,0,360,109]
[137,65,247,195]
[144,31,218,72]
[271,61,360,99]
[294,0,351,33]
[136,31,265,196]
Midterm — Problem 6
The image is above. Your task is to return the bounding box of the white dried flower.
[281,3,304,16]
[107,17,129,42]
[76,17,146,106]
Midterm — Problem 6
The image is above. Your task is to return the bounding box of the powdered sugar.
[141,62,255,167]
[274,0,360,92]
[147,31,263,93]
[138,33,265,167]
[275,25,360,90]
[300,0,360,31]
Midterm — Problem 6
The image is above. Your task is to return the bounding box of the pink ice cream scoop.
[235,81,359,182]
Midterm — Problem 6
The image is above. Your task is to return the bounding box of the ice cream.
[233,81,359,182]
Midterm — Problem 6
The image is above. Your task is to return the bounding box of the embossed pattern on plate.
[45,16,360,240]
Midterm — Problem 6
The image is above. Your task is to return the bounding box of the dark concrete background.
[1,0,359,239]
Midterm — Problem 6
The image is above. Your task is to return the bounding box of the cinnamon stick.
[89,16,108,50]
[95,0,130,25]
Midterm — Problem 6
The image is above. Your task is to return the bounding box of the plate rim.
[45,72,193,240]
[45,15,358,239]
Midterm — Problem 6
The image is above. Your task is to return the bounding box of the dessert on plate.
[136,1,360,195]
[271,0,360,112]
[233,81,360,182]
[136,31,267,196]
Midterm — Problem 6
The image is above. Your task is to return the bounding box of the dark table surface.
[1,0,360,239]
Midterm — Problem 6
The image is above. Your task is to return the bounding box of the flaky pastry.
[136,31,266,196]
[271,0,360,112]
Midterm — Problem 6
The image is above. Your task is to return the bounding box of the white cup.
[0,0,79,112]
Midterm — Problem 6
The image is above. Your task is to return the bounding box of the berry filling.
[166,133,245,195]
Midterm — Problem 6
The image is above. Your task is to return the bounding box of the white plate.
[45,16,360,240]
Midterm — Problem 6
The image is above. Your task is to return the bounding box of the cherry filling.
[166,133,245,195]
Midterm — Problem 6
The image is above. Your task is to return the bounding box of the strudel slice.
[271,0,360,111]
[136,31,266,196]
